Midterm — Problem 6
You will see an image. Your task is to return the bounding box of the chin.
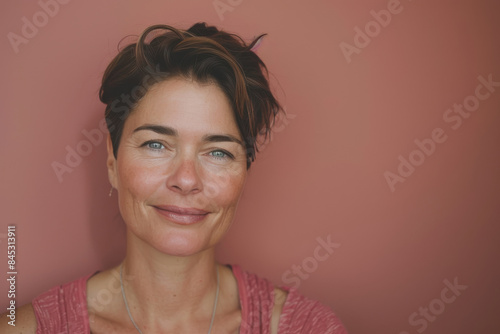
[148,230,211,257]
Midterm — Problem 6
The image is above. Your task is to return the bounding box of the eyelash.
[140,140,234,160]
[141,140,166,151]
[209,149,234,160]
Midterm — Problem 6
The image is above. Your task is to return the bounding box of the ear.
[106,133,118,189]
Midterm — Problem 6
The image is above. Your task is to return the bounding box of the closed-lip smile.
[153,205,209,224]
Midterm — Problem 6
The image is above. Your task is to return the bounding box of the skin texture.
[0,303,37,333]
[0,76,287,333]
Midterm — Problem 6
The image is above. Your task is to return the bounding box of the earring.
[109,187,113,197]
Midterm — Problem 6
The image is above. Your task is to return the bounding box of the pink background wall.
[1,0,499,332]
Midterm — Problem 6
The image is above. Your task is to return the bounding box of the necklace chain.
[120,263,220,334]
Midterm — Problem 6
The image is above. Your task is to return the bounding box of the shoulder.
[0,303,37,333]
[279,287,348,333]
[230,264,285,333]
[0,272,95,334]
[230,264,348,333]
[29,273,95,334]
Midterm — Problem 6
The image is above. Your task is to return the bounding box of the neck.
[120,230,220,330]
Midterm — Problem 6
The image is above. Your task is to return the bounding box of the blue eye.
[209,150,233,160]
[142,141,165,150]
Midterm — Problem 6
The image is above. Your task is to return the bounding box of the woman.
[1,22,347,333]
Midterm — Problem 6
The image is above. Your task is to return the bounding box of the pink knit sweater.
[32,264,348,333]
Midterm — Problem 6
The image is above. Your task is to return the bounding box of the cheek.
[117,157,162,199]
[203,167,246,209]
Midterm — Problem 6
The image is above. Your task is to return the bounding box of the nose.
[166,154,203,195]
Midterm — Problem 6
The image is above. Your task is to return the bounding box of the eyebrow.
[133,124,177,136]
[133,124,244,146]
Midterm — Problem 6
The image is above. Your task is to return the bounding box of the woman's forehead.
[126,78,240,137]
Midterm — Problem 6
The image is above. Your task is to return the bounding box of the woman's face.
[107,77,248,256]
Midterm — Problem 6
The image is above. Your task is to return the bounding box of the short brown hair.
[99,22,284,168]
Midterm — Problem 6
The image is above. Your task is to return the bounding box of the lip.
[153,205,209,225]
